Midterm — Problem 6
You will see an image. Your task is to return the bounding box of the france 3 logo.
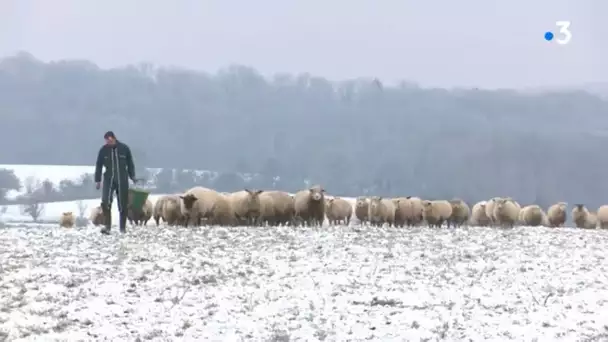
[544,21,571,45]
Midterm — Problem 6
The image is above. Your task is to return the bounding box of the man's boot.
[119,211,128,233]
[101,206,112,235]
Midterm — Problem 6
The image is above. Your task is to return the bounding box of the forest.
[1,52,608,208]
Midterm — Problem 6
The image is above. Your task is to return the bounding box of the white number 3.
[555,21,572,45]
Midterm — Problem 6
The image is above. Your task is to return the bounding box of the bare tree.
[75,200,89,227]
[20,177,45,222]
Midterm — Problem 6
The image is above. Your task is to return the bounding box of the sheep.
[294,185,326,227]
[470,201,491,226]
[128,199,153,226]
[519,205,544,226]
[422,200,452,228]
[228,189,264,226]
[326,197,353,225]
[432,200,453,225]
[354,197,369,224]
[392,198,408,227]
[153,195,172,226]
[179,186,234,227]
[448,198,470,228]
[59,212,75,228]
[153,196,165,225]
[403,196,424,227]
[509,198,522,215]
[391,197,422,227]
[596,205,608,229]
[517,208,526,225]
[571,204,588,228]
[547,202,568,228]
[492,198,520,228]
[153,195,182,226]
[393,197,424,227]
[571,204,597,229]
[368,197,396,227]
[261,191,294,226]
[484,197,502,226]
[209,192,236,226]
[89,206,105,226]
[588,212,598,229]
[256,192,276,226]
[164,196,183,226]
[541,210,550,226]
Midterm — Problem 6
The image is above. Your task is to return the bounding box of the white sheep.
[547,202,568,228]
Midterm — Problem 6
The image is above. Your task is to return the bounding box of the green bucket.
[128,188,150,212]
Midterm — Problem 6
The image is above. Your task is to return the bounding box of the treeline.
[1,52,608,208]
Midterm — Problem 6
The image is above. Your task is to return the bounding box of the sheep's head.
[244,189,263,203]
[245,189,263,197]
[496,198,513,211]
[422,201,433,214]
[62,212,73,217]
[392,198,400,206]
[244,189,263,214]
[369,196,383,209]
[179,194,198,210]
[308,186,325,201]
[575,204,584,210]
[355,197,367,207]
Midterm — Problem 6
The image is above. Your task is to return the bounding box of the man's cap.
[103,131,116,139]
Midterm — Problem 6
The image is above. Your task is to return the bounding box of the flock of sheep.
[56,185,608,230]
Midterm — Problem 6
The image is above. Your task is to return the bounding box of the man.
[94,131,136,234]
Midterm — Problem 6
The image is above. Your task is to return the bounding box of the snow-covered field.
[1,224,608,341]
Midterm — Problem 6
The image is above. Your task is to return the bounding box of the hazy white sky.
[0,0,605,89]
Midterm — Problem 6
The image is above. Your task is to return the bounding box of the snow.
[1,224,608,340]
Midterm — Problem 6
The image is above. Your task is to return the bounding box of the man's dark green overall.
[94,140,136,233]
